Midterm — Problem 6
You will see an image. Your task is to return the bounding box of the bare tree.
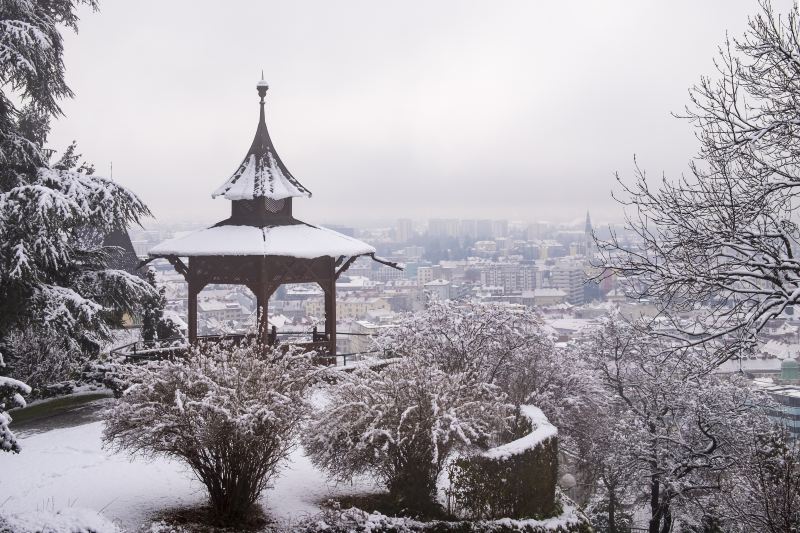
[584,316,770,533]
[598,1,800,363]
[720,427,800,532]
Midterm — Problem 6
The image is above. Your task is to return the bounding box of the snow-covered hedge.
[447,406,559,520]
[0,508,121,533]
[294,500,590,532]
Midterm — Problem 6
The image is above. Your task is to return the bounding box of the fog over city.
[47,0,792,225]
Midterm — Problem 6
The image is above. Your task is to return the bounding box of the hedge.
[447,406,559,520]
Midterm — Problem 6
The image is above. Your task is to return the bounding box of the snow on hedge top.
[148,223,375,259]
[482,405,557,461]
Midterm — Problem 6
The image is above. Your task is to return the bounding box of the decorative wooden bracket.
[335,256,359,279]
[165,255,190,280]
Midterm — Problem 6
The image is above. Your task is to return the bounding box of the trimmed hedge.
[446,407,559,520]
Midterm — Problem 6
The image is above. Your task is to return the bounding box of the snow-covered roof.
[212,82,311,201]
[148,223,375,259]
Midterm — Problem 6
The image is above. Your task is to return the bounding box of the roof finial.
[256,72,269,103]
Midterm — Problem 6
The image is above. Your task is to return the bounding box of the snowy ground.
[0,399,380,531]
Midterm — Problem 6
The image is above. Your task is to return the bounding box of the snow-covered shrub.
[103,341,313,525]
[448,407,559,520]
[2,328,84,394]
[81,355,133,398]
[304,356,513,515]
[378,301,584,423]
[0,352,30,453]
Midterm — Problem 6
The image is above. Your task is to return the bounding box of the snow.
[482,405,557,461]
[148,223,376,259]
[0,419,379,530]
[212,152,310,201]
[2,508,122,533]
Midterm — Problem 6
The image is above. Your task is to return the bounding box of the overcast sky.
[48,0,794,227]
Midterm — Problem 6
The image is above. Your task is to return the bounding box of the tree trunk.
[659,503,672,533]
[648,476,661,533]
[608,489,617,533]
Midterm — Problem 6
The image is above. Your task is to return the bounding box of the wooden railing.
[109,330,383,367]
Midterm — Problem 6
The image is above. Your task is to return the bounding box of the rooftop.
[212,80,311,201]
[149,223,375,259]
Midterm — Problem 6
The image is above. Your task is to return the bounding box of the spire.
[212,80,311,201]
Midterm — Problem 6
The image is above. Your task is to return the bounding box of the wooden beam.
[166,255,190,279]
[188,276,199,344]
[335,256,359,279]
[324,263,337,355]
[369,253,403,271]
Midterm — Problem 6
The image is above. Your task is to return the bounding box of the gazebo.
[148,79,399,354]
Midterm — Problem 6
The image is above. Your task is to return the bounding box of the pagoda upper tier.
[212,80,311,201]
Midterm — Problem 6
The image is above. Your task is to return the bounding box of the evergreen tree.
[141,268,164,342]
[0,0,156,451]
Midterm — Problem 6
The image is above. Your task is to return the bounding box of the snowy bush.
[0,352,31,453]
[304,356,514,515]
[2,328,84,394]
[377,301,587,425]
[102,341,314,525]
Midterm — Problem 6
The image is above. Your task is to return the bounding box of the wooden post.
[324,276,336,355]
[188,275,199,344]
[259,288,270,345]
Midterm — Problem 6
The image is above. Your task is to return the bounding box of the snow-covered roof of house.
[212,81,311,201]
[148,223,376,259]
[533,288,567,297]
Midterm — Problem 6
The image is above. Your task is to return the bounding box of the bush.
[102,341,313,525]
[447,407,559,520]
[304,356,513,516]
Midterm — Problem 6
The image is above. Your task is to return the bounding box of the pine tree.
[141,268,164,342]
[0,0,156,451]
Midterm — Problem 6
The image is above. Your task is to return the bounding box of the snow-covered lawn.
[0,417,379,531]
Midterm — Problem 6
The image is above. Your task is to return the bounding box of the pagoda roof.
[148,222,375,259]
[212,81,311,201]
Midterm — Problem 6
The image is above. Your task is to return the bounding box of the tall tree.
[584,317,771,533]
[0,0,156,451]
[597,1,800,362]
